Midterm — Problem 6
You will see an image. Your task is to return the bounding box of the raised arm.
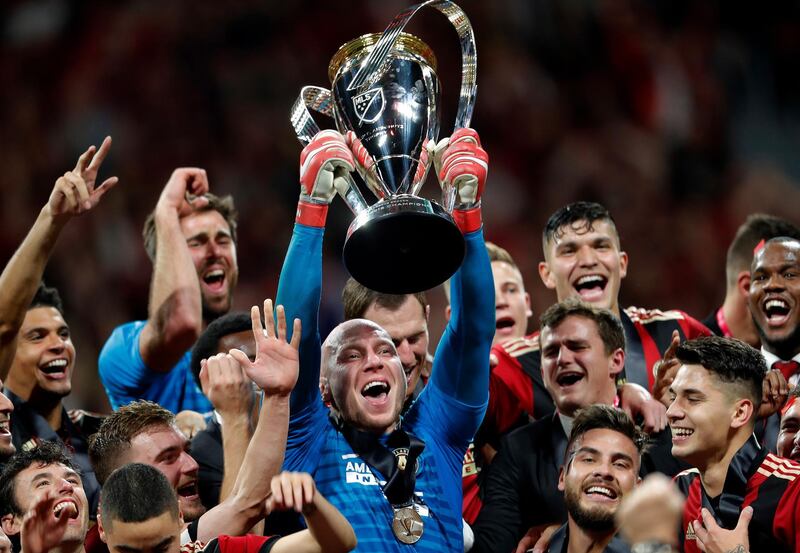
[138,168,210,372]
[197,300,301,540]
[267,472,357,553]
[428,129,495,406]
[0,138,118,379]
[197,354,255,502]
[276,131,355,413]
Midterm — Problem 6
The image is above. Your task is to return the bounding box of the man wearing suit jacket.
[470,299,680,553]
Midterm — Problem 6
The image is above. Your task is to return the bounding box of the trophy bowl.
[329,32,465,294]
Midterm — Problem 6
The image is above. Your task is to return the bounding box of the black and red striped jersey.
[675,436,800,553]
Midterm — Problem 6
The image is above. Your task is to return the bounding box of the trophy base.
[343,195,466,294]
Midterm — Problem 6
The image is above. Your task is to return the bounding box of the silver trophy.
[291,0,477,294]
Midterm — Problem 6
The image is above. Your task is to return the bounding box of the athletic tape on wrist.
[295,201,328,227]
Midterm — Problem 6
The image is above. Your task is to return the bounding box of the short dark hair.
[89,401,175,485]
[565,405,647,466]
[100,463,179,529]
[727,214,800,286]
[142,193,238,263]
[542,201,620,250]
[342,277,426,320]
[539,298,625,355]
[0,442,79,516]
[676,336,766,412]
[190,311,254,387]
[30,282,65,317]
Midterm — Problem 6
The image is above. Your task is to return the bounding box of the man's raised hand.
[48,136,119,217]
[230,299,301,397]
[155,167,210,218]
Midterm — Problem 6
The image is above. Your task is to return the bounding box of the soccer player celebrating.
[276,128,493,551]
[668,336,800,552]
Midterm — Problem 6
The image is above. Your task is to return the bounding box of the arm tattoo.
[725,546,747,553]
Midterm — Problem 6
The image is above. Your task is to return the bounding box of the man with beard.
[99,167,240,414]
[749,236,800,451]
[87,299,301,548]
[668,336,800,553]
[276,128,493,550]
[0,442,90,553]
[341,281,431,411]
[704,214,800,345]
[471,299,681,553]
[546,405,645,553]
[0,137,119,513]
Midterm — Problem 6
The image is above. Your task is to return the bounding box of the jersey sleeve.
[429,228,495,408]
[275,223,324,415]
[98,321,151,410]
[207,535,281,553]
[679,311,713,339]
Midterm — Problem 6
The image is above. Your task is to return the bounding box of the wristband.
[452,206,482,234]
[295,201,328,228]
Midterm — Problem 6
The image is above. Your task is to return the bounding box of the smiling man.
[471,299,681,553]
[535,202,710,393]
[547,405,645,553]
[777,387,800,462]
[0,442,90,553]
[99,168,240,414]
[341,281,431,411]
[749,237,800,451]
[668,336,800,553]
[0,138,118,514]
[276,128,493,551]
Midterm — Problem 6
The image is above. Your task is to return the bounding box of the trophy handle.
[290,86,369,216]
[346,0,476,209]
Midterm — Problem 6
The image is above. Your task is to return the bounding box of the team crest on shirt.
[685,521,697,541]
[394,447,409,471]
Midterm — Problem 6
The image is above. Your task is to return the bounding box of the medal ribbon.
[332,414,425,505]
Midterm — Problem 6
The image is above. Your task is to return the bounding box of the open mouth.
[202,269,226,293]
[53,499,79,520]
[177,482,199,499]
[361,380,390,405]
[583,484,619,501]
[0,418,9,437]
[39,358,68,377]
[763,298,791,326]
[495,316,515,332]
[556,371,584,387]
[671,427,694,442]
[573,274,608,301]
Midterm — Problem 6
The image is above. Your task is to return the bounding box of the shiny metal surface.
[331,32,439,196]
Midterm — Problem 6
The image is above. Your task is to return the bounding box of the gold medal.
[392,506,424,544]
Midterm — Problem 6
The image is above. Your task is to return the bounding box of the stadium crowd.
[3,1,800,552]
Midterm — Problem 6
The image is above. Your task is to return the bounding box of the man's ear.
[557,466,566,492]
[425,304,430,322]
[444,305,451,323]
[2,514,21,537]
[618,250,629,280]
[608,348,625,377]
[319,377,332,405]
[97,513,107,543]
[731,398,755,429]
[524,292,533,319]
[736,270,751,299]
[538,261,556,290]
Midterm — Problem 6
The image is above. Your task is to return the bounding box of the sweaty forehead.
[755,241,800,268]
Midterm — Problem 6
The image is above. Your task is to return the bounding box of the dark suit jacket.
[471,413,687,553]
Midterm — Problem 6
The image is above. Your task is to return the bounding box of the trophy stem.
[335,175,369,216]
